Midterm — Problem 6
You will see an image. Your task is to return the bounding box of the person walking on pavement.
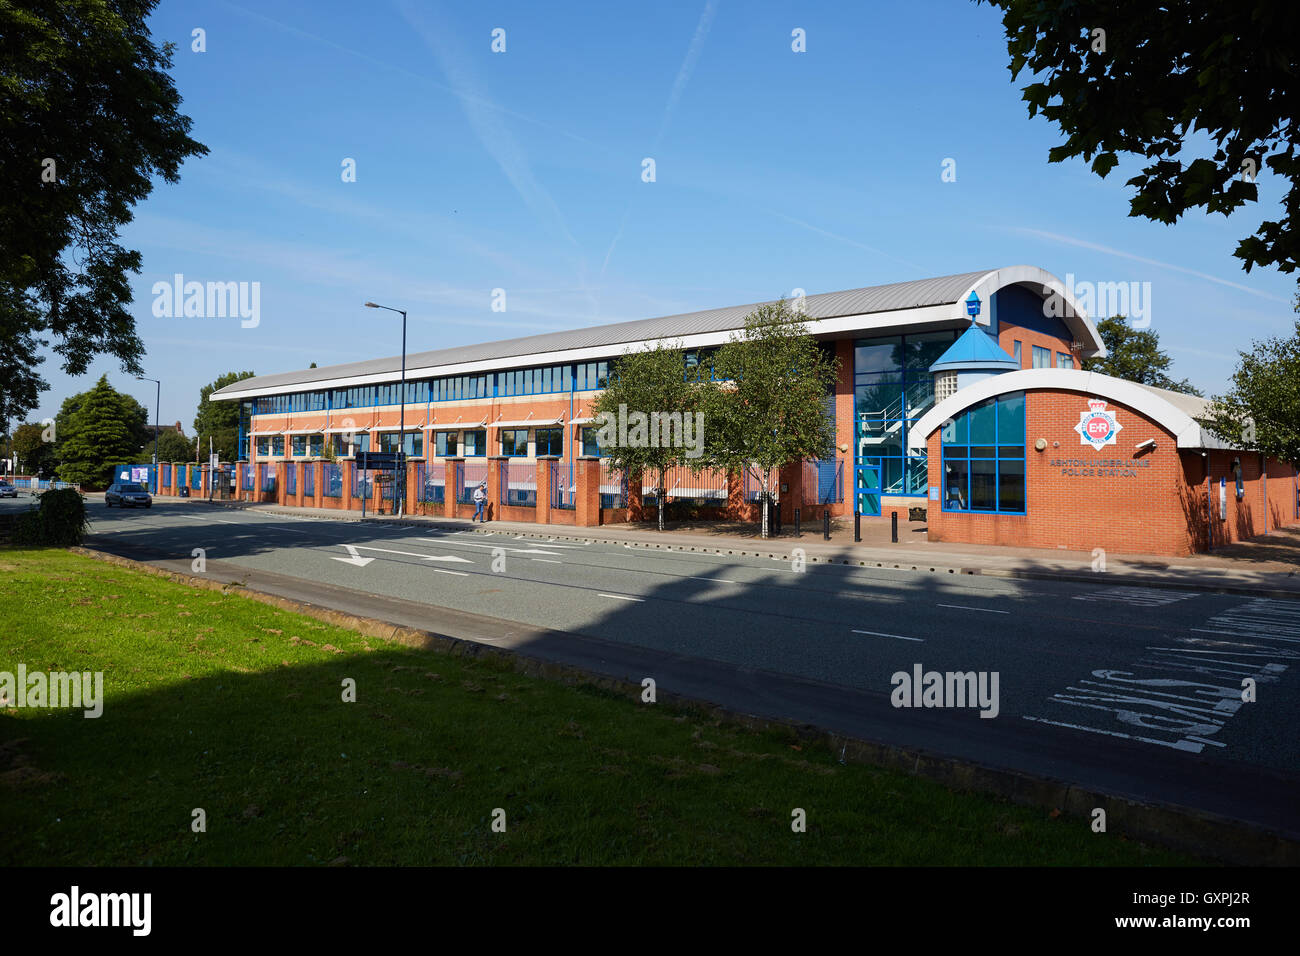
[472,481,487,522]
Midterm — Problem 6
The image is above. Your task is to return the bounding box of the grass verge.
[0,547,1197,865]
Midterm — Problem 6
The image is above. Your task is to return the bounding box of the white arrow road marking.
[332,545,375,567]
[436,540,561,557]
[512,548,566,556]
[351,545,476,563]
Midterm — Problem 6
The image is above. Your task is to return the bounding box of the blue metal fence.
[551,460,575,509]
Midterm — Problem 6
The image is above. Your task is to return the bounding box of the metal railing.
[323,463,342,498]
[500,460,536,507]
[303,463,315,498]
[599,461,628,509]
[460,461,489,504]
[643,466,729,506]
[551,460,575,509]
[803,458,844,505]
[286,463,297,495]
[417,462,445,503]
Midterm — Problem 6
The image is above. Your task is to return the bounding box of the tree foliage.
[1200,319,1300,463]
[590,342,700,531]
[0,0,208,422]
[704,301,838,537]
[12,421,56,475]
[55,374,148,488]
[144,427,195,463]
[194,371,254,462]
[980,0,1300,282]
[1081,316,1203,395]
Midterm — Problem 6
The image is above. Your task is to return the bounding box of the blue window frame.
[941,392,1026,514]
[1056,351,1074,369]
[463,430,486,457]
[1013,340,1022,367]
[1032,345,1051,368]
[501,429,528,457]
[435,432,456,457]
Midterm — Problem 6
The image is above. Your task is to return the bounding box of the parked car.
[105,482,152,508]
[0,481,17,498]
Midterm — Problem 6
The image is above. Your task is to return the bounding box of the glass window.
[580,427,603,457]
[256,436,270,457]
[854,336,904,374]
[271,436,285,456]
[535,428,563,457]
[464,430,486,457]
[1032,345,1051,368]
[1013,341,1022,366]
[1056,352,1074,369]
[941,391,1026,514]
[501,429,529,457]
[292,435,306,457]
[308,435,323,457]
[435,432,456,457]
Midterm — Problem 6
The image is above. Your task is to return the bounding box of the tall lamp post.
[138,376,160,493]
[364,302,408,516]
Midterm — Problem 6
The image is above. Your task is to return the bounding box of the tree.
[194,371,254,462]
[980,0,1300,285]
[145,428,195,463]
[55,381,150,454]
[1200,319,1300,463]
[591,342,700,531]
[1081,316,1203,395]
[56,375,147,488]
[12,421,56,475]
[0,0,208,422]
[705,301,839,538]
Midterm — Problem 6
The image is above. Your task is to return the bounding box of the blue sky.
[31,0,1297,430]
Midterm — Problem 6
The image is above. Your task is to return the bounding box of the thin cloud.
[1008,226,1289,302]
[769,210,926,272]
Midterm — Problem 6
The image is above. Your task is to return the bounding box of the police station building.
[193,265,1298,556]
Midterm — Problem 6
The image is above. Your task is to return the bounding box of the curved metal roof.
[212,270,993,399]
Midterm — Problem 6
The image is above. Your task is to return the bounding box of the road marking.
[351,545,474,563]
[331,545,375,568]
[851,629,923,642]
[1072,586,1199,607]
[937,604,1009,614]
[1021,715,1205,752]
[530,558,562,564]
[599,593,644,603]
[431,568,469,577]
[434,540,561,557]
[688,576,739,584]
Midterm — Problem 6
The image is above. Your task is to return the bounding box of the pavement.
[72,496,1300,857]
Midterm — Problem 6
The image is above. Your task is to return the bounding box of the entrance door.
[856,462,880,516]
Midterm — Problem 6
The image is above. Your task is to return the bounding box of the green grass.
[0,547,1197,865]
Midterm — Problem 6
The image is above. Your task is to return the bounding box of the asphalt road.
[77,498,1300,837]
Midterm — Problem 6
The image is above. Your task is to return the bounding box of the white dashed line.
[852,629,923,642]
[599,593,644,603]
[937,604,1009,614]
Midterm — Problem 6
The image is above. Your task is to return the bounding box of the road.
[75,498,1300,837]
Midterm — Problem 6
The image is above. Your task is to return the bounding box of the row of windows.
[255,427,606,460]
[1022,343,1074,369]
[251,361,616,415]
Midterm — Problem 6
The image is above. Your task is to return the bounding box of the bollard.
[794,508,801,537]
[891,510,898,543]
[823,509,830,541]
[854,510,861,542]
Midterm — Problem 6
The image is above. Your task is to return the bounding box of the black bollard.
[855,510,861,542]
[823,509,830,540]
[794,508,801,537]
[891,510,898,543]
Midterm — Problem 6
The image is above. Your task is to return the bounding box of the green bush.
[12,488,89,547]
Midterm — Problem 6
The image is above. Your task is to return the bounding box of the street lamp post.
[138,376,160,494]
[364,302,408,516]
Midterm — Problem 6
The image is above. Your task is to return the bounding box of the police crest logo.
[1074,399,1122,450]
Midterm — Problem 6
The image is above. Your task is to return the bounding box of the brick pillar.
[343,460,354,511]
[275,462,288,505]
[536,456,557,525]
[445,459,463,519]
[576,457,601,526]
[627,467,644,521]
[488,457,507,523]
[407,461,421,516]
[312,461,324,508]
[779,461,803,523]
